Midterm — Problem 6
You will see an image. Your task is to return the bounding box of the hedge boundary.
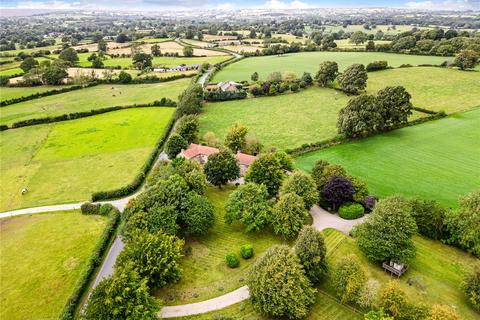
[91,115,176,201]
[1,99,176,131]
[59,208,120,320]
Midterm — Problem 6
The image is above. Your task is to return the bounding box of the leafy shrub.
[363,196,377,211]
[358,278,380,309]
[226,252,240,268]
[339,202,365,219]
[294,226,328,284]
[80,202,101,215]
[240,244,254,259]
[426,304,460,320]
[409,198,445,240]
[332,254,366,303]
[366,60,388,72]
[271,193,308,239]
[99,203,114,216]
[204,89,247,101]
[462,266,480,311]
[165,133,188,159]
[280,170,318,209]
[321,176,355,211]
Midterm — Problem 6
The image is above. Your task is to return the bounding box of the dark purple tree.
[321,176,355,211]
[262,83,270,94]
[363,196,377,212]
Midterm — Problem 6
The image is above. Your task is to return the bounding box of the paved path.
[91,236,125,288]
[310,205,367,234]
[159,286,250,318]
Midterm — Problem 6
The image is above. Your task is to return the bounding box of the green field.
[157,186,284,305]
[96,55,230,69]
[213,52,453,82]
[0,210,107,320]
[0,57,51,76]
[335,39,391,49]
[0,67,23,76]
[0,107,174,211]
[0,79,188,126]
[321,229,480,320]
[296,108,480,206]
[0,84,74,101]
[367,67,480,113]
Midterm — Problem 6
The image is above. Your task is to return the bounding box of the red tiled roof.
[181,143,219,158]
[236,152,256,166]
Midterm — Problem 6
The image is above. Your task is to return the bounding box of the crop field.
[367,67,480,113]
[0,107,174,211]
[321,229,480,320]
[0,210,107,320]
[156,186,284,305]
[212,52,453,82]
[295,108,480,206]
[0,79,188,126]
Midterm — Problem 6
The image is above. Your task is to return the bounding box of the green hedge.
[59,207,120,320]
[339,202,365,220]
[6,99,175,130]
[91,115,176,202]
[1,83,99,107]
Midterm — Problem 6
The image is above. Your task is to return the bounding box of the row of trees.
[315,61,368,94]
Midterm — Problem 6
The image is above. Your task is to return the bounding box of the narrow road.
[92,236,125,288]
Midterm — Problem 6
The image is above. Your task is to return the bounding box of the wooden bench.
[382,261,408,277]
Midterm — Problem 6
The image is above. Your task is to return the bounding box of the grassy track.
[367,67,480,113]
[213,52,453,82]
[295,109,480,206]
[0,210,107,320]
[0,84,75,101]
[156,186,284,305]
[321,229,480,320]
[0,107,174,211]
[0,79,188,126]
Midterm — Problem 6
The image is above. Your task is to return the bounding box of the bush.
[358,279,380,309]
[409,198,445,240]
[226,252,240,268]
[462,266,480,311]
[99,203,113,216]
[294,226,328,284]
[204,89,247,101]
[426,305,460,320]
[280,170,318,209]
[271,193,308,239]
[366,60,388,72]
[339,202,365,219]
[321,176,355,211]
[80,202,101,215]
[332,254,366,304]
[181,192,215,236]
[175,115,199,143]
[165,133,188,159]
[240,244,254,259]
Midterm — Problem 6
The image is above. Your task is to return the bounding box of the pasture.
[367,67,480,113]
[0,107,174,211]
[0,210,107,320]
[212,51,453,82]
[95,55,230,69]
[334,39,391,49]
[0,84,74,101]
[295,108,480,207]
[0,78,188,126]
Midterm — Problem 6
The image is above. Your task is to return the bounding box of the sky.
[0,0,479,11]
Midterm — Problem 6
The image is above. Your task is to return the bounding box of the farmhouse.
[179,143,256,175]
[154,64,200,73]
[205,81,243,92]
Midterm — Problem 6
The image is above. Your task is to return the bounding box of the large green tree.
[133,53,153,70]
[315,61,338,87]
[454,50,479,70]
[225,183,271,232]
[204,149,240,187]
[376,86,412,129]
[181,192,215,236]
[245,152,291,197]
[337,94,384,138]
[224,123,248,152]
[354,196,418,264]
[272,193,308,239]
[332,254,366,303]
[175,115,199,143]
[280,170,318,209]
[294,226,328,284]
[20,57,38,72]
[248,245,316,319]
[165,133,188,159]
[337,64,368,95]
[350,31,368,45]
[59,47,79,64]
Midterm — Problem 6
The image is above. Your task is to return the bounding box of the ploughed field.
[295,108,480,207]
[212,51,454,82]
[0,107,174,211]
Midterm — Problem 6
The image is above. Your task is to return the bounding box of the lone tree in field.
[454,50,479,70]
[354,196,417,264]
[377,86,412,129]
[151,44,161,56]
[59,47,79,64]
[84,262,160,320]
[272,193,309,239]
[350,31,368,45]
[133,53,153,70]
[115,230,184,288]
[225,183,271,232]
[165,133,188,159]
[280,170,319,209]
[315,61,338,87]
[204,149,240,188]
[337,63,368,94]
[294,226,328,284]
[321,175,355,211]
[248,245,316,319]
[183,46,194,57]
[224,123,248,152]
[337,94,384,138]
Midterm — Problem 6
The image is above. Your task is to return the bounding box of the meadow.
[295,108,480,207]
[0,107,174,211]
[87,55,231,69]
[367,67,480,113]
[0,57,51,76]
[334,39,391,49]
[0,84,74,101]
[0,79,188,126]
[0,210,107,320]
[212,51,453,82]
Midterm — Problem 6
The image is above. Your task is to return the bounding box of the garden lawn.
[0,84,74,101]
[212,51,453,82]
[0,79,188,126]
[295,109,480,207]
[0,107,174,211]
[156,186,284,305]
[0,210,107,320]
[321,229,480,320]
[367,67,480,113]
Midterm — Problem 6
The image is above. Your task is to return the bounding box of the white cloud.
[263,0,310,9]
[405,0,478,10]
[215,2,234,10]
[16,0,83,9]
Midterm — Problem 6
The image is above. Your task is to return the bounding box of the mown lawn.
[0,107,174,211]
[0,210,107,320]
[295,108,480,207]
[0,84,74,101]
[367,67,480,113]
[213,51,453,82]
[156,186,285,305]
[0,79,188,126]
[321,229,480,320]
